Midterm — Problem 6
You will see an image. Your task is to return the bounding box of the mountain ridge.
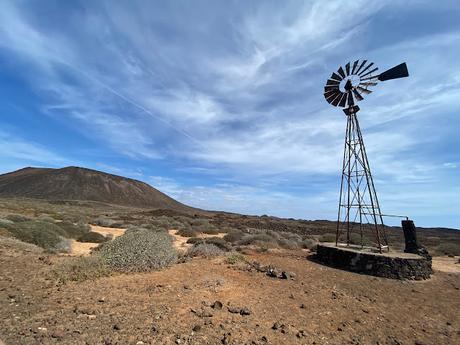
[0,166,196,212]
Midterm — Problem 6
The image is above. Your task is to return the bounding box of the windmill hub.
[323,59,409,252]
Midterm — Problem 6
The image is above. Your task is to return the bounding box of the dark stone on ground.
[212,301,223,310]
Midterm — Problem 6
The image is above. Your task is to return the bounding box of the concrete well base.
[316,242,432,280]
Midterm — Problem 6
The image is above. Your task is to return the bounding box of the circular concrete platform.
[315,242,432,280]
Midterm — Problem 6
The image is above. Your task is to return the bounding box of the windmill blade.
[351,60,359,74]
[355,60,368,75]
[356,86,372,95]
[345,62,351,76]
[347,91,355,107]
[330,72,343,81]
[326,79,340,86]
[352,89,364,101]
[337,66,346,79]
[378,62,409,81]
[331,92,344,106]
[359,81,378,87]
[325,90,341,102]
[338,93,348,107]
[358,62,375,76]
[324,85,339,92]
[360,67,379,79]
[360,75,379,82]
[324,89,338,99]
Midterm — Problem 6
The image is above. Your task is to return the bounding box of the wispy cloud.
[0,0,458,227]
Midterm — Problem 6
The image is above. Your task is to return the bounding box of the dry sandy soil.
[0,236,459,345]
[168,230,226,251]
[68,226,126,256]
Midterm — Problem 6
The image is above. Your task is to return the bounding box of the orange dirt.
[169,230,226,251]
[68,226,126,256]
[0,236,459,345]
[432,256,460,273]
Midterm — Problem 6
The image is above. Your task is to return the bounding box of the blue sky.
[0,1,459,228]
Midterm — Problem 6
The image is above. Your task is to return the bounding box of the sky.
[0,1,459,228]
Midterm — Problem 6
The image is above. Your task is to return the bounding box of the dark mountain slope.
[0,166,194,211]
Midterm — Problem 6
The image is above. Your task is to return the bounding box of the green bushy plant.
[78,231,108,243]
[52,256,111,283]
[186,243,224,258]
[99,229,177,272]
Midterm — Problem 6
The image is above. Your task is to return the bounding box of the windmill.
[324,60,409,252]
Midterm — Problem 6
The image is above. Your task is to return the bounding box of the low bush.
[348,233,374,246]
[186,243,224,258]
[185,237,232,251]
[277,238,300,249]
[93,216,118,227]
[59,222,90,238]
[226,253,246,265]
[52,256,111,283]
[190,218,218,234]
[223,231,245,243]
[301,238,318,250]
[186,237,202,244]
[78,231,108,243]
[319,233,336,242]
[176,228,198,237]
[435,242,460,256]
[37,214,56,223]
[3,221,68,251]
[5,214,31,223]
[238,233,278,246]
[99,229,177,272]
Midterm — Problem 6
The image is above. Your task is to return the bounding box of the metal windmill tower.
[323,60,409,252]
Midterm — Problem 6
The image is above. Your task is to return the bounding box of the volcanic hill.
[0,166,193,211]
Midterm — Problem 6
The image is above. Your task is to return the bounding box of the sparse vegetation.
[226,253,246,264]
[5,214,31,223]
[176,228,198,237]
[52,256,111,283]
[93,216,118,227]
[78,231,108,243]
[319,233,336,242]
[223,230,245,243]
[435,242,460,256]
[2,221,68,251]
[99,229,177,272]
[186,243,224,258]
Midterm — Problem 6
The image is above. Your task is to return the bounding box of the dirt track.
[0,237,459,345]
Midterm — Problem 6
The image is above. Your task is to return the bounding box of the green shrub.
[52,256,111,283]
[3,221,67,251]
[37,214,56,223]
[99,230,177,272]
[78,231,108,243]
[93,216,118,227]
[348,233,374,246]
[185,237,232,251]
[58,222,90,238]
[435,243,460,256]
[5,214,31,223]
[238,233,278,246]
[223,231,245,243]
[226,253,246,265]
[277,238,300,249]
[176,228,198,237]
[301,238,318,250]
[319,233,336,242]
[186,237,203,244]
[187,243,224,258]
[190,219,218,234]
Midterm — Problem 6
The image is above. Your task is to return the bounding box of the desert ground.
[0,198,459,345]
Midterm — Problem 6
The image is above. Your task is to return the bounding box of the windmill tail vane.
[324,60,409,252]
